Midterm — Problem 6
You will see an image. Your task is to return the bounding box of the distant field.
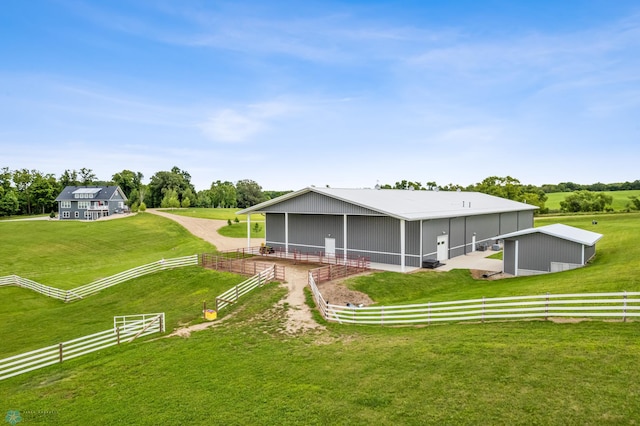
[157,207,263,222]
[545,190,640,211]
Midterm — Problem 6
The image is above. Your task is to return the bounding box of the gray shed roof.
[497,223,603,246]
[55,186,127,202]
[237,186,537,221]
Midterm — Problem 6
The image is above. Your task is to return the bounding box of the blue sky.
[1,1,639,191]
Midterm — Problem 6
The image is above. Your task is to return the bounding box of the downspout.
[400,219,406,272]
[246,215,251,248]
[514,240,519,276]
[285,212,289,254]
[343,214,348,261]
[419,220,423,265]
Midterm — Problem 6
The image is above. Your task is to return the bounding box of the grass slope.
[0,214,216,289]
[1,285,638,424]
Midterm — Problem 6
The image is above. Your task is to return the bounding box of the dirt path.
[146,209,263,251]
[147,209,323,334]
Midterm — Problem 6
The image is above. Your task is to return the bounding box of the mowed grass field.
[545,189,640,211]
[159,207,266,238]
[0,213,639,424]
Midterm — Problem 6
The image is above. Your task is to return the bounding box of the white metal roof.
[496,223,603,246]
[238,186,537,220]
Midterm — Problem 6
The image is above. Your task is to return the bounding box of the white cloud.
[199,101,297,143]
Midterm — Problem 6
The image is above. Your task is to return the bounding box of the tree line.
[1,166,638,217]
[0,166,290,217]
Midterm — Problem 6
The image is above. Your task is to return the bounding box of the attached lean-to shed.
[497,224,603,276]
[237,187,537,270]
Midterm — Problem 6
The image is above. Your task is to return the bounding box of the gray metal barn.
[497,224,603,276]
[238,187,537,270]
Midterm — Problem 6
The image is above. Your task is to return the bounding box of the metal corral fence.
[223,246,370,268]
[215,266,278,312]
[309,260,370,284]
[0,255,199,302]
[200,253,285,281]
[309,273,640,325]
[0,313,165,381]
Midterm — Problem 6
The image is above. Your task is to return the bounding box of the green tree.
[160,188,181,209]
[236,179,266,208]
[211,180,237,208]
[0,190,19,216]
[13,169,37,215]
[560,190,613,212]
[112,170,143,198]
[79,167,97,185]
[31,173,59,214]
[59,169,79,187]
[148,167,195,208]
[628,196,640,211]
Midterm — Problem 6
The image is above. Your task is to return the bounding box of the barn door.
[325,238,336,257]
[436,235,449,261]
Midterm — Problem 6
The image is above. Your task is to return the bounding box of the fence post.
[59,343,64,363]
[623,290,627,323]
[160,313,165,333]
[482,296,485,323]
[428,302,431,325]
[381,306,384,326]
[235,285,239,302]
[545,292,550,321]
[203,301,207,320]
[116,327,121,345]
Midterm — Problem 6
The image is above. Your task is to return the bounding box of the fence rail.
[215,267,276,312]
[0,313,165,381]
[309,274,640,326]
[0,255,198,302]
[200,254,285,281]
[223,246,370,268]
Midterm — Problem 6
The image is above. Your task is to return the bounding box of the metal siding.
[265,213,285,245]
[584,244,596,262]
[405,221,420,256]
[503,240,516,275]
[518,211,534,230]
[466,214,500,243]
[289,214,344,249]
[516,234,582,272]
[499,212,518,234]
[263,191,381,215]
[422,218,449,260]
[347,216,400,253]
[450,217,466,258]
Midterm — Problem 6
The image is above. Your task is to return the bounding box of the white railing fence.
[215,266,276,312]
[0,313,165,381]
[0,255,198,302]
[309,272,640,326]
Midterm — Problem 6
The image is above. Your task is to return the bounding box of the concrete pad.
[435,250,503,272]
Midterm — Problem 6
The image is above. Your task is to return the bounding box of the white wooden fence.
[215,266,276,311]
[309,272,640,325]
[0,313,165,381]
[0,255,199,302]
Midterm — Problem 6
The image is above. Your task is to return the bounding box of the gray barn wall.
[265,213,285,246]
[513,234,582,272]
[449,217,466,258]
[405,221,421,267]
[518,211,534,229]
[503,240,516,275]
[348,216,402,264]
[422,218,449,260]
[289,214,344,253]
[263,191,380,215]
[499,212,518,234]
[584,244,596,262]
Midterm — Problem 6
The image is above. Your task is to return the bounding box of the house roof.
[496,223,603,246]
[237,186,537,221]
[55,186,127,202]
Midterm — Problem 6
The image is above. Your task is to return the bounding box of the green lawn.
[218,222,265,238]
[545,189,640,212]
[1,212,640,424]
[0,213,217,289]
